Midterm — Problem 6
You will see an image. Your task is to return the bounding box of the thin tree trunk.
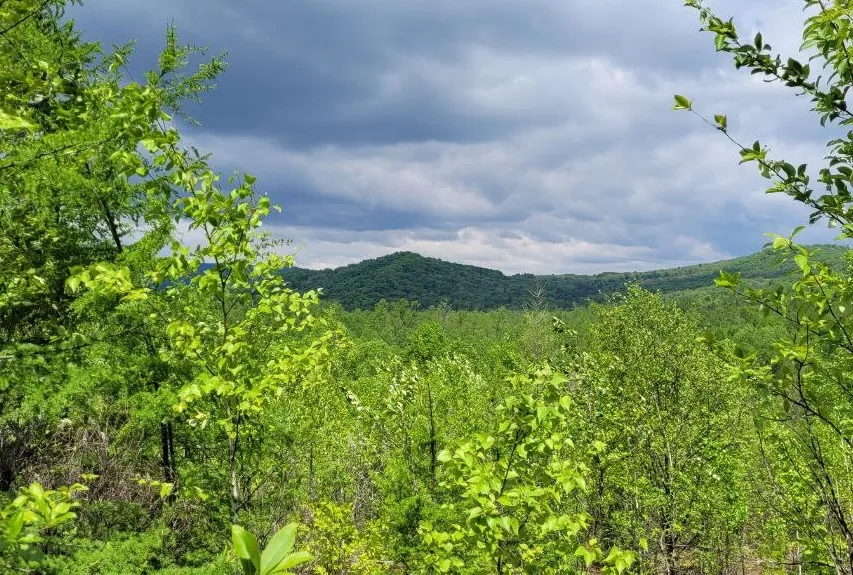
[160,421,177,502]
[146,334,177,495]
[98,195,123,253]
[229,420,241,524]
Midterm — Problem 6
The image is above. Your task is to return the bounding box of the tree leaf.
[6,513,24,540]
[673,94,692,110]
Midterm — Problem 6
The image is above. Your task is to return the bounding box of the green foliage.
[281,247,847,311]
[708,241,853,571]
[46,528,234,574]
[62,58,341,526]
[677,0,853,572]
[339,339,500,567]
[0,481,87,572]
[305,501,392,574]
[11,0,853,574]
[405,321,450,364]
[231,523,312,575]
[575,287,751,572]
[419,365,635,574]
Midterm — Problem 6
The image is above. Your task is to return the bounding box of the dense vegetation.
[282,246,849,310]
[5,1,853,574]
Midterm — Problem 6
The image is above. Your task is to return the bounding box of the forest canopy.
[279,246,849,310]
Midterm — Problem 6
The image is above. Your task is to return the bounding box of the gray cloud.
[70,0,838,274]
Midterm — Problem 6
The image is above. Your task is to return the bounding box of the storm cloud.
[70,0,834,274]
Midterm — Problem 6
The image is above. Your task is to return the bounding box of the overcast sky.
[70,0,835,274]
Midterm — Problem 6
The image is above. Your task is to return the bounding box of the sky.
[70,0,837,275]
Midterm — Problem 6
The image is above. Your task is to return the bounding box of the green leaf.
[159,482,174,499]
[271,551,313,573]
[673,94,692,110]
[794,254,811,275]
[575,544,596,566]
[66,276,81,293]
[28,483,44,500]
[232,525,261,575]
[772,235,789,250]
[6,513,24,540]
[714,270,740,288]
[260,523,297,574]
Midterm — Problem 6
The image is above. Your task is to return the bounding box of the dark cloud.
[72,0,723,147]
[68,0,838,274]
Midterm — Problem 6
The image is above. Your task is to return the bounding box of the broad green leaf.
[260,523,297,574]
[28,483,44,500]
[271,551,313,573]
[6,513,24,540]
[232,525,261,575]
[794,254,810,275]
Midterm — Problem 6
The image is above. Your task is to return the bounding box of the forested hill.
[281,244,849,310]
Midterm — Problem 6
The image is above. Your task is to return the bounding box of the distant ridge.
[279,245,849,310]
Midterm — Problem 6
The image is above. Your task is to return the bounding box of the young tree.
[522,280,558,363]
[340,329,496,568]
[419,366,635,575]
[679,1,853,572]
[573,287,750,574]
[0,4,230,519]
[70,163,339,526]
[2,0,334,559]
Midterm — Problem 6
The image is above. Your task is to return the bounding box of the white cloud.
[268,224,736,275]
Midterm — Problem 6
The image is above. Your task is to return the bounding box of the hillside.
[281,244,849,310]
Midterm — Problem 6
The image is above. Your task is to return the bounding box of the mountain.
[279,244,849,310]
